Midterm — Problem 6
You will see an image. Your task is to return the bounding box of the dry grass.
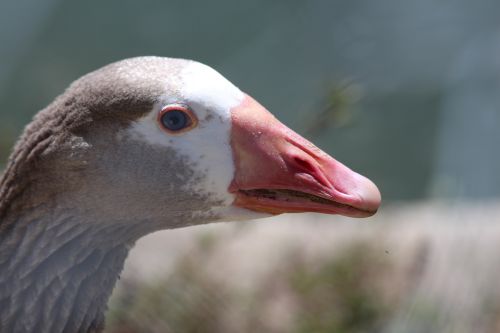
[106,201,500,333]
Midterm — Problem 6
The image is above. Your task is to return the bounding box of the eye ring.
[157,105,198,134]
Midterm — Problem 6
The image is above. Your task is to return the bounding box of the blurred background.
[1,0,500,332]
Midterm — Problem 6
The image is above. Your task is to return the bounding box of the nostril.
[292,156,315,173]
[289,155,333,189]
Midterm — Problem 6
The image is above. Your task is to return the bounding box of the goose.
[0,57,381,333]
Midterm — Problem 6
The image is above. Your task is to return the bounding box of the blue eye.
[160,109,191,132]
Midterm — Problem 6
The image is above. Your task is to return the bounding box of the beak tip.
[356,176,382,215]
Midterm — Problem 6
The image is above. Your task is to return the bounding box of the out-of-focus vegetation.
[105,204,500,333]
[107,237,232,333]
[107,236,399,333]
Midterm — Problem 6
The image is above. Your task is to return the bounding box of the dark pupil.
[162,110,188,131]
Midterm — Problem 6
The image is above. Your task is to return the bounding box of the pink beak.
[229,94,381,218]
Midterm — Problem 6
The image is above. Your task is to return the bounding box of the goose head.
[1,57,380,231]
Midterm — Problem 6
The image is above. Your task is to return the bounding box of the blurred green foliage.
[107,235,231,333]
[106,237,402,333]
[106,220,500,333]
[288,243,390,333]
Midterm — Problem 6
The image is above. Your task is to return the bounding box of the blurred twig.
[303,81,362,136]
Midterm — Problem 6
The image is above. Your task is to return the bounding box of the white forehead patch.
[126,60,247,218]
[180,61,244,111]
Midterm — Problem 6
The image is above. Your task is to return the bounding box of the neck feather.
[0,204,139,333]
